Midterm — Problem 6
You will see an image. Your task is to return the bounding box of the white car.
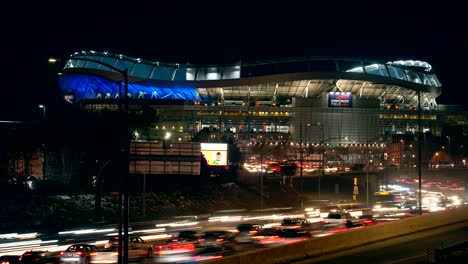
[435,162,454,168]
[324,166,338,173]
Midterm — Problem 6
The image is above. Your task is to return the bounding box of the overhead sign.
[201,143,228,166]
[328,92,353,108]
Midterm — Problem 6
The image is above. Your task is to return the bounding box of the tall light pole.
[311,123,324,200]
[299,122,303,208]
[49,57,129,264]
[300,123,311,208]
[446,136,451,158]
[365,137,383,208]
[417,89,422,215]
[260,148,274,209]
[400,139,405,168]
[38,104,46,181]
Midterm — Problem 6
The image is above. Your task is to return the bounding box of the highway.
[289,223,468,264]
[1,169,466,263]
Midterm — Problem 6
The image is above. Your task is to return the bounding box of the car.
[251,228,282,247]
[324,166,338,173]
[434,162,454,168]
[196,230,235,249]
[167,230,199,244]
[18,251,60,264]
[266,163,282,175]
[268,228,311,246]
[323,212,361,227]
[234,224,263,243]
[358,215,378,226]
[279,218,313,230]
[60,244,98,264]
[236,223,263,233]
[0,255,20,264]
[153,238,198,261]
[102,235,154,259]
[155,230,200,257]
[177,230,199,241]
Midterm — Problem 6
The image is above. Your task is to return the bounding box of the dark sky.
[3,2,467,107]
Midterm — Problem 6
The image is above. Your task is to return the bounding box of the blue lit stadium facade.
[59,51,467,165]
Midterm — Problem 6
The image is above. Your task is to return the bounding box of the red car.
[358,215,378,226]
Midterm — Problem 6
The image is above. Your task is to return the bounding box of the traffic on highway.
[1,177,466,264]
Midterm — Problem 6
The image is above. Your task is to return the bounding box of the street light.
[400,139,405,168]
[446,136,451,158]
[310,123,324,200]
[299,122,303,208]
[260,148,274,209]
[49,57,129,264]
[299,123,311,208]
[38,104,46,181]
[417,89,422,215]
[365,137,384,208]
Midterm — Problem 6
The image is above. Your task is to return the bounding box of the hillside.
[1,180,301,233]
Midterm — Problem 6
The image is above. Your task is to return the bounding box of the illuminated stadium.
[58,50,451,147]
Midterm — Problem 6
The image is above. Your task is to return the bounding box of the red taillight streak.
[260,237,284,244]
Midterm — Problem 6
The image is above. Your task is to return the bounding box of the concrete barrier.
[207,205,468,264]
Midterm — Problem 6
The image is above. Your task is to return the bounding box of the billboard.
[201,143,228,166]
[328,92,353,108]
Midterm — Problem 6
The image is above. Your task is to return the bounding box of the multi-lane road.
[293,222,468,264]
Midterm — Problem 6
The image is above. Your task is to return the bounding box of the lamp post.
[260,148,274,209]
[49,57,129,264]
[446,136,451,158]
[417,89,422,215]
[38,104,46,181]
[299,122,303,208]
[299,123,311,208]
[400,139,405,168]
[365,137,383,208]
[310,123,324,200]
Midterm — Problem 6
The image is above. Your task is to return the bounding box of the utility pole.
[300,122,303,208]
[417,89,422,215]
[38,104,46,181]
[319,124,324,200]
[51,57,130,264]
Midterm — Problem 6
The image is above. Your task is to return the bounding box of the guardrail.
[427,241,468,263]
[206,205,468,264]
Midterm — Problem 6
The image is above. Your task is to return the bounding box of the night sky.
[2,3,467,110]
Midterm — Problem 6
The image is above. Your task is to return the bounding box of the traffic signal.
[353,177,357,186]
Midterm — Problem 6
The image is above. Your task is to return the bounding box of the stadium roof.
[59,51,442,106]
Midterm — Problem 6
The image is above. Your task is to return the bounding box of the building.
[57,51,467,171]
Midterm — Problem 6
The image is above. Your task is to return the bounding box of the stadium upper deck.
[60,51,441,110]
